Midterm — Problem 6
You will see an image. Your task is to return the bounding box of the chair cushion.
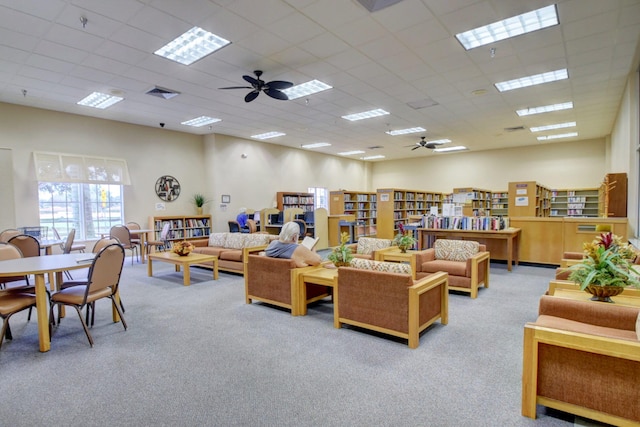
[350,258,412,275]
[434,240,479,262]
[208,233,227,247]
[420,259,468,276]
[356,237,392,255]
[225,233,246,249]
[242,233,271,248]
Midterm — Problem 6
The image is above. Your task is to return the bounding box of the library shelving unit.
[452,187,492,216]
[599,172,627,217]
[149,214,211,243]
[276,192,315,212]
[329,191,377,238]
[491,190,509,216]
[376,188,443,239]
[550,188,599,217]
[508,181,551,217]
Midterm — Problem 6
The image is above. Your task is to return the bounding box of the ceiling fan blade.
[243,75,259,86]
[267,80,294,90]
[219,86,253,90]
[411,146,420,151]
[244,91,260,102]
[264,88,289,100]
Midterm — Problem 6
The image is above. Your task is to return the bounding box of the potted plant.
[328,232,354,267]
[566,232,640,302]
[393,222,416,253]
[192,193,210,215]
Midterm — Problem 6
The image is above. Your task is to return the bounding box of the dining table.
[0,253,120,352]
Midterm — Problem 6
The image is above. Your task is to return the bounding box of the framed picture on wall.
[221,194,231,203]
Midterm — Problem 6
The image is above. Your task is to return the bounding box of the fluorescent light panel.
[517,102,573,116]
[386,127,426,136]
[342,109,389,121]
[530,122,576,132]
[154,27,230,66]
[434,146,467,152]
[77,92,123,109]
[181,116,221,127]
[495,69,568,92]
[251,131,285,140]
[456,4,559,50]
[282,80,332,100]
[337,150,366,156]
[361,155,385,160]
[537,132,578,141]
[301,142,331,149]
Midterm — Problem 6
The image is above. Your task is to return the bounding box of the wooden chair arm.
[411,271,448,292]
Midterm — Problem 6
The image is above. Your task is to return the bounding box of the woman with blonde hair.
[265,221,321,267]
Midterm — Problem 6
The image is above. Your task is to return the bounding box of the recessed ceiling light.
[530,122,576,132]
[385,127,426,136]
[342,109,390,121]
[434,146,467,152]
[537,132,578,141]
[282,80,332,100]
[154,26,230,66]
[337,150,366,156]
[181,116,221,127]
[301,142,331,149]
[77,92,123,109]
[251,131,285,140]
[516,102,573,116]
[361,155,385,160]
[456,4,559,50]
[495,69,568,92]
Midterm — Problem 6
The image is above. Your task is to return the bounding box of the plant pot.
[584,284,625,302]
[333,261,351,267]
[196,207,203,215]
[398,245,409,253]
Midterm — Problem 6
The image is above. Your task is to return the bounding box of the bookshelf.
[329,191,377,238]
[508,181,551,217]
[550,188,599,217]
[276,192,315,212]
[376,188,443,239]
[452,187,492,216]
[149,215,211,243]
[599,172,627,217]
[491,191,509,216]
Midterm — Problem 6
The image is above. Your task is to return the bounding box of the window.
[308,187,328,210]
[38,182,123,240]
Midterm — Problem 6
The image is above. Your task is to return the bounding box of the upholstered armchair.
[414,239,489,299]
[522,295,640,425]
[336,259,448,348]
[345,237,394,260]
[245,253,329,315]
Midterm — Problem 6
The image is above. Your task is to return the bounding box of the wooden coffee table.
[147,252,218,286]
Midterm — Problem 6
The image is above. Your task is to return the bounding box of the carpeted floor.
[0,259,611,426]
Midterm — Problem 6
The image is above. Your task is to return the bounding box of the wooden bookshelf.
[276,192,314,212]
[452,187,492,216]
[599,172,627,217]
[149,215,211,243]
[329,191,377,238]
[376,188,443,239]
[491,190,509,216]
[508,181,551,217]
[550,188,599,217]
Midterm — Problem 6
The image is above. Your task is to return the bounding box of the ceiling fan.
[219,70,294,103]
[411,137,448,151]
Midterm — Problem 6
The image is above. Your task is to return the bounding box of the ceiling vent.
[504,125,526,132]
[145,86,180,100]
[356,0,405,12]
[407,98,439,110]
[367,145,384,150]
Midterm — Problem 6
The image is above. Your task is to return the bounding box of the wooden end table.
[298,265,339,327]
[147,252,218,286]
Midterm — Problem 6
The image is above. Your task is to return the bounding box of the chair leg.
[64,270,73,280]
[73,306,94,347]
[110,297,127,331]
[0,318,10,350]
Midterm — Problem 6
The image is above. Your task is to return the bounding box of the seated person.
[265,221,321,267]
[236,207,249,233]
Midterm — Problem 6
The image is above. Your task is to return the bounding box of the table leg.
[147,258,153,277]
[34,273,50,352]
[507,236,513,272]
[213,257,219,280]
[183,264,191,286]
[140,233,147,263]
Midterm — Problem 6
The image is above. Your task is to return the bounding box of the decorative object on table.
[155,175,180,201]
[172,240,194,257]
[393,222,416,253]
[328,232,353,267]
[192,193,210,215]
[567,232,640,302]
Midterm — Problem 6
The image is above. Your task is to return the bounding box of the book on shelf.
[301,236,319,251]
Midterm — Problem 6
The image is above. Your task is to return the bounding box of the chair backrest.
[8,234,41,258]
[0,242,27,284]
[159,223,171,239]
[246,219,257,233]
[62,229,76,254]
[92,237,120,254]
[0,229,20,243]
[228,221,240,233]
[126,222,141,239]
[433,239,479,262]
[52,227,62,240]
[293,220,306,237]
[85,243,125,298]
[110,225,132,247]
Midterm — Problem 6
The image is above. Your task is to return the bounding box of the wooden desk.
[298,265,338,326]
[418,227,521,272]
[147,252,218,286]
[0,254,96,352]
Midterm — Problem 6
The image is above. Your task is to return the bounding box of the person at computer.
[265,221,322,267]
[236,207,250,233]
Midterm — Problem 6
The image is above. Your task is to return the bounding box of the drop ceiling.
[0,0,639,161]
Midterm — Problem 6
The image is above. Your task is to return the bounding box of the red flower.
[598,232,613,249]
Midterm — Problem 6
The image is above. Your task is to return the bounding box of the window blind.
[33,151,131,185]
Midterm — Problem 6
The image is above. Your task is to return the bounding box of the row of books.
[344,202,377,210]
[422,215,509,231]
[344,194,377,202]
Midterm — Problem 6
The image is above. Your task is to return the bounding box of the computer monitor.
[294,214,305,220]
[268,213,280,225]
[277,212,284,224]
[304,211,314,224]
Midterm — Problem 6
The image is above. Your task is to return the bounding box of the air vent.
[367,145,384,150]
[504,126,526,132]
[356,0,405,12]
[407,98,439,110]
[145,86,180,100]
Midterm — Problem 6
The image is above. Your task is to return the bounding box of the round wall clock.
[155,175,180,201]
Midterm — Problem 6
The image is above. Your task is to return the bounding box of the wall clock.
[155,175,180,201]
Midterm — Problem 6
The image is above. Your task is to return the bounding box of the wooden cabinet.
[329,191,377,238]
[453,187,492,216]
[600,172,627,217]
[376,188,443,239]
[550,188,599,217]
[149,215,211,242]
[508,181,551,217]
[491,191,509,216]
[276,192,314,212]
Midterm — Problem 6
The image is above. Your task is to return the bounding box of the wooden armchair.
[522,295,640,425]
[414,239,489,298]
[337,262,448,348]
[345,237,394,260]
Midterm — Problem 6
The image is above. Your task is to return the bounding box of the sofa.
[414,239,489,298]
[345,237,394,260]
[336,258,448,348]
[522,295,640,425]
[191,232,275,275]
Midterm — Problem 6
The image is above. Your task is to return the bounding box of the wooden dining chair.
[0,289,37,350]
[0,229,20,243]
[146,223,171,254]
[0,242,30,290]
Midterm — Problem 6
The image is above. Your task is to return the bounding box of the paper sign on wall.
[516,189,527,195]
[515,196,529,206]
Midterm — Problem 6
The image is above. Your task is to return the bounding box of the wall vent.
[145,86,180,99]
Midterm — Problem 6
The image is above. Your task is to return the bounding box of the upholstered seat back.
[356,237,393,255]
[434,239,479,262]
[349,258,412,275]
